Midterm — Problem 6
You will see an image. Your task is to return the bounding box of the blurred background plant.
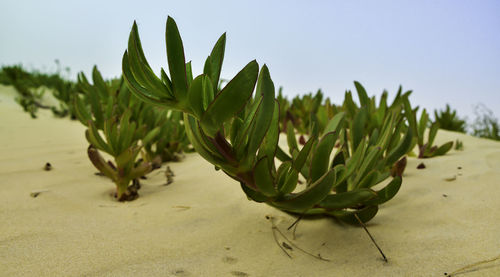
[434,104,467,133]
[0,61,78,118]
[471,103,500,141]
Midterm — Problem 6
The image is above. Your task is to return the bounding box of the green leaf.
[185,61,193,87]
[201,75,214,110]
[183,114,225,166]
[357,170,380,189]
[234,95,262,150]
[230,117,243,145]
[430,141,453,157]
[122,52,176,107]
[351,107,367,150]
[115,145,141,172]
[351,146,382,189]
[200,60,259,137]
[343,91,358,118]
[418,109,429,145]
[403,96,418,142]
[187,75,206,118]
[129,161,153,180]
[344,138,366,181]
[365,176,402,205]
[241,183,268,202]
[206,33,226,92]
[428,122,439,147]
[386,127,413,166]
[272,169,336,212]
[275,161,292,191]
[292,135,315,172]
[92,66,109,99]
[330,205,379,224]
[165,17,188,100]
[320,188,376,210]
[323,112,345,134]
[258,101,280,163]
[286,123,298,154]
[354,81,370,107]
[247,65,275,157]
[309,132,337,183]
[87,145,116,181]
[86,122,112,154]
[253,157,278,197]
[142,127,161,146]
[73,95,91,126]
[280,168,298,195]
[128,22,172,99]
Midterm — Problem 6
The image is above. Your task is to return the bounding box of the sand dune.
[1,85,499,276]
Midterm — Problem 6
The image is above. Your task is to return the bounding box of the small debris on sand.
[444,175,457,182]
[30,190,49,198]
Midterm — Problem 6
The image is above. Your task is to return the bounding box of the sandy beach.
[1,84,499,276]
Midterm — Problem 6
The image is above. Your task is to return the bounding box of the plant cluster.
[74,67,190,200]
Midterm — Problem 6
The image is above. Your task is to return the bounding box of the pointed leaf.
[200,60,259,137]
[272,169,336,212]
[253,157,278,197]
[166,16,188,100]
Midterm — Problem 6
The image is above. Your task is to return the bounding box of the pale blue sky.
[1,0,499,120]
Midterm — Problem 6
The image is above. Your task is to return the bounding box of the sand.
[1,84,500,276]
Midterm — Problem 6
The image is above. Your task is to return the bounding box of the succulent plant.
[74,67,160,201]
[122,16,412,223]
[402,97,454,158]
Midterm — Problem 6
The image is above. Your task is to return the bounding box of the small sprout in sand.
[455,139,464,151]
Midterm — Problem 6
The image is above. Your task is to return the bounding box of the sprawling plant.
[74,67,160,201]
[122,17,412,223]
